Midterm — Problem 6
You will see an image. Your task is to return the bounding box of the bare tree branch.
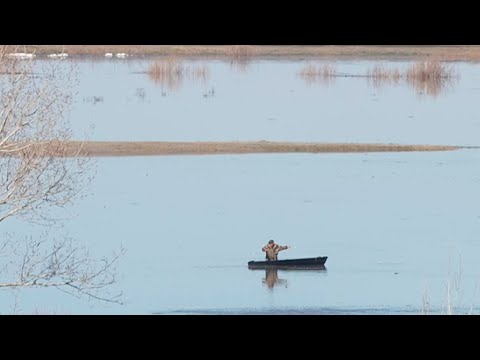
[0,46,121,307]
[0,233,124,304]
[0,45,90,225]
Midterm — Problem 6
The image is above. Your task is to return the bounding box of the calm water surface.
[1,59,480,314]
[68,59,480,146]
[2,150,480,314]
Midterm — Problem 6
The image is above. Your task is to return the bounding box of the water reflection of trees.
[298,61,459,97]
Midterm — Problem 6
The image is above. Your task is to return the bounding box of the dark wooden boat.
[248,256,328,270]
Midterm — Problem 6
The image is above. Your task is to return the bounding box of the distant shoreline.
[55,141,461,157]
[12,45,480,61]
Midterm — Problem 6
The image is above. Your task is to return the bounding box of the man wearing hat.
[262,240,290,261]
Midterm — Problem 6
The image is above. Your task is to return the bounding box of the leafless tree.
[0,45,91,225]
[0,233,124,304]
[0,45,122,306]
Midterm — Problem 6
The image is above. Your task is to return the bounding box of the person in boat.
[262,240,289,261]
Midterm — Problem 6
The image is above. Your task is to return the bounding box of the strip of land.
[58,141,460,157]
[12,45,480,61]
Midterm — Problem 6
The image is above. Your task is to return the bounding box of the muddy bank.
[13,45,480,61]
[55,141,460,157]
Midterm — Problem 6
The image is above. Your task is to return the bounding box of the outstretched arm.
[278,245,289,252]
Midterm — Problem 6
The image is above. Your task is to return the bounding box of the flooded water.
[2,58,480,314]
[2,149,480,314]
[68,59,480,146]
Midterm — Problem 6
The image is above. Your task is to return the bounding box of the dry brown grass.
[148,58,209,90]
[405,61,455,81]
[405,61,457,97]
[299,64,336,77]
[298,61,457,96]
[225,46,258,73]
[225,45,258,59]
[365,61,457,97]
[298,64,337,85]
[19,141,462,157]
[366,64,403,86]
[14,46,480,61]
[229,60,251,73]
[148,58,185,90]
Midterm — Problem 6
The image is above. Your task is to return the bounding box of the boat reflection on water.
[260,266,327,290]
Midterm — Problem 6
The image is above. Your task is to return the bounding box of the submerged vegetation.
[148,58,209,90]
[404,61,457,97]
[299,60,458,96]
[3,45,478,314]
[298,64,337,86]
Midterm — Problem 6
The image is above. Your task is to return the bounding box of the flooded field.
[1,55,480,314]
[2,150,480,314]
[68,59,480,146]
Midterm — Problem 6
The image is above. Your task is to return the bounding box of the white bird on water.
[48,53,68,59]
[8,53,36,59]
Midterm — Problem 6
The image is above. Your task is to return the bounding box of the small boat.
[248,256,328,270]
